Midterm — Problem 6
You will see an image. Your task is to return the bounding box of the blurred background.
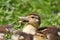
[0,0,60,29]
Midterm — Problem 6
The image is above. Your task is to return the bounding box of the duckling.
[19,13,41,35]
[0,25,13,40]
[0,25,13,33]
[34,31,47,40]
[37,26,60,40]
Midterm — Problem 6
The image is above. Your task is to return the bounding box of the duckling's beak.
[19,17,29,22]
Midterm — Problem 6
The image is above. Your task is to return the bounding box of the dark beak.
[19,17,29,22]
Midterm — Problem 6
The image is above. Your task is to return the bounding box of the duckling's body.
[11,30,33,40]
[23,24,36,35]
[21,13,40,35]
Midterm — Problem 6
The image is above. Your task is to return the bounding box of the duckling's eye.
[31,17,35,18]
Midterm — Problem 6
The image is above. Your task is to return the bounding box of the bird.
[0,25,13,40]
[37,26,60,40]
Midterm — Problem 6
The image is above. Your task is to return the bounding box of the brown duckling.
[0,25,13,40]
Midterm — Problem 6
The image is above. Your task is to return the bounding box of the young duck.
[21,13,41,35]
[37,26,60,40]
[0,25,13,40]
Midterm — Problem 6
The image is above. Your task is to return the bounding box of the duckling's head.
[19,12,41,28]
